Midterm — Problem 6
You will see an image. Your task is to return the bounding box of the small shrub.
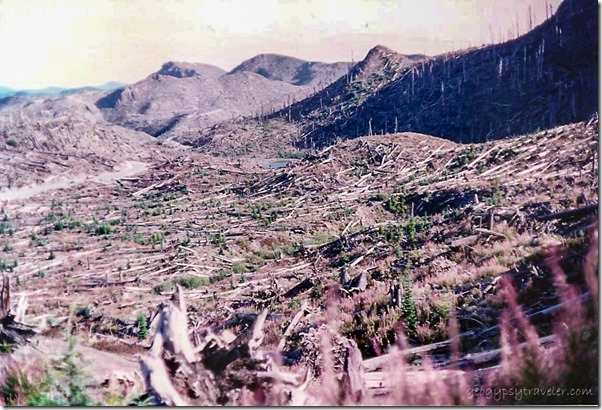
[153,275,209,294]
[137,314,148,340]
[177,276,209,289]
[0,340,94,406]
[310,282,325,300]
[384,194,407,215]
[401,279,417,335]
[94,224,111,236]
[232,261,248,274]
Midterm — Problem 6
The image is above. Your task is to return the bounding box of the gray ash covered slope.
[0,93,158,188]
[275,0,597,147]
[0,93,152,155]
[96,56,351,138]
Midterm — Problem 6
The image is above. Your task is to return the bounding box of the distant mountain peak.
[352,45,424,80]
[157,61,226,79]
[230,53,350,87]
[230,53,307,73]
[229,54,307,81]
[366,44,397,57]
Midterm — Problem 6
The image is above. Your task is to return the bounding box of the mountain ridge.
[186,45,427,152]
[95,54,352,137]
[0,82,127,98]
[275,0,598,147]
[230,53,351,88]
[157,61,226,79]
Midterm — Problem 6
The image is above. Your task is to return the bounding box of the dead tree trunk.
[0,273,36,345]
[140,286,313,406]
[340,340,366,403]
[390,280,403,309]
[0,274,9,319]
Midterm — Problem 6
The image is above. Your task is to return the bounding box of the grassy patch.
[153,275,210,294]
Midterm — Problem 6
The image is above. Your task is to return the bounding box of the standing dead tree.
[0,273,36,345]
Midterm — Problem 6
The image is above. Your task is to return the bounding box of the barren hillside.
[230,53,351,88]
[97,56,351,139]
[0,118,597,404]
[0,0,597,405]
[0,94,162,190]
[190,46,425,151]
[211,0,596,150]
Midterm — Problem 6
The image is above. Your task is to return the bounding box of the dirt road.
[0,161,148,202]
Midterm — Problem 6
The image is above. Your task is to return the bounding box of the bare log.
[535,203,598,221]
[283,277,314,298]
[474,228,506,239]
[450,235,479,248]
[363,330,474,372]
[132,176,178,198]
[278,300,309,351]
[446,335,557,370]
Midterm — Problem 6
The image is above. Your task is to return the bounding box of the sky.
[0,0,563,89]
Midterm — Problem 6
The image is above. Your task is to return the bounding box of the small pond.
[266,160,290,169]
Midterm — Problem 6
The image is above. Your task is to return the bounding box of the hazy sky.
[0,0,562,89]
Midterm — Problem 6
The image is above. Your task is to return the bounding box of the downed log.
[364,368,473,397]
[349,247,375,268]
[363,330,474,372]
[208,312,286,333]
[132,176,178,198]
[473,292,591,340]
[282,277,314,298]
[535,203,598,221]
[205,166,248,175]
[278,301,309,351]
[474,228,506,239]
[450,235,479,248]
[445,335,557,370]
